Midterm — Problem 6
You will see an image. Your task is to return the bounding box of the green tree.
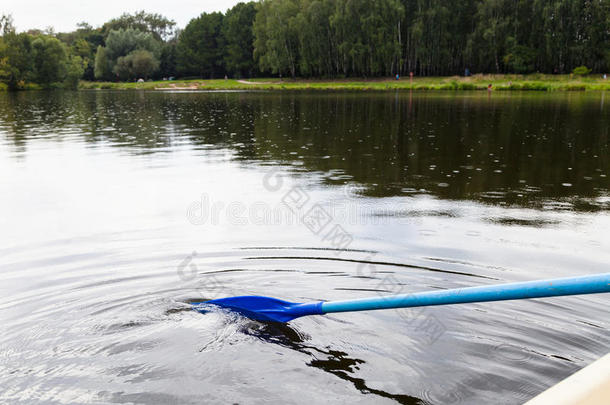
[64,55,85,89]
[0,15,33,88]
[159,39,177,78]
[129,49,159,78]
[466,0,511,73]
[253,0,300,78]
[327,0,403,76]
[56,22,104,81]
[32,36,69,87]
[102,11,176,41]
[70,38,94,80]
[94,45,112,80]
[105,28,161,62]
[112,55,131,80]
[113,49,159,79]
[296,0,335,76]
[582,0,610,72]
[1,14,15,35]
[0,32,33,89]
[177,12,225,78]
[223,2,257,77]
[503,43,536,73]
[95,28,161,80]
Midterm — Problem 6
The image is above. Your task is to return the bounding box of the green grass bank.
[2,74,609,92]
[77,74,610,92]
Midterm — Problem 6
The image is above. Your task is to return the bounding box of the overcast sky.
[4,0,242,33]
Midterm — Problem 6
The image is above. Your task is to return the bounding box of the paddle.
[192,273,610,323]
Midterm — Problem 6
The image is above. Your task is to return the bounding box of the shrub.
[572,66,591,76]
[23,82,42,90]
[457,82,476,90]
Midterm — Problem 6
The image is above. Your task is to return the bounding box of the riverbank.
[77,75,610,91]
[2,75,608,92]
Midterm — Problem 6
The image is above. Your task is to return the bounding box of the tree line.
[251,0,608,77]
[1,0,608,89]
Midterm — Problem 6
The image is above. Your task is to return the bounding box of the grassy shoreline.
[78,75,610,92]
[2,75,609,92]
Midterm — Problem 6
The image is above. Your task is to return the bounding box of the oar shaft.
[320,273,610,314]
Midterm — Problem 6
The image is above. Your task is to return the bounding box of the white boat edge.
[524,352,610,405]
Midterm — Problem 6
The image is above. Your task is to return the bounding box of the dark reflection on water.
[1,91,607,210]
[243,322,424,405]
[0,90,609,405]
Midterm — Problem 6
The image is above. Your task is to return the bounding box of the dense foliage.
[177,12,225,78]
[0,0,608,89]
[95,28,161,80]
[251,0,609,77]
[0,15,85,89]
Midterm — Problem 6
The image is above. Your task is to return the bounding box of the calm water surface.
[0,90,608,404]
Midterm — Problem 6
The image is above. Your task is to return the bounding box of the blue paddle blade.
[193,296,324,323]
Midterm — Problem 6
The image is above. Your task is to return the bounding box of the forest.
[0,0,608,89]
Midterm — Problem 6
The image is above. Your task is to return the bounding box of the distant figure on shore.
[487,84,492,91]
[395,73,399,80]
[604,74,607,80]
[409,71,413,82]
[465,68,470,77]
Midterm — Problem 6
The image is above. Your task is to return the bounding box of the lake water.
[0,90,608,404]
